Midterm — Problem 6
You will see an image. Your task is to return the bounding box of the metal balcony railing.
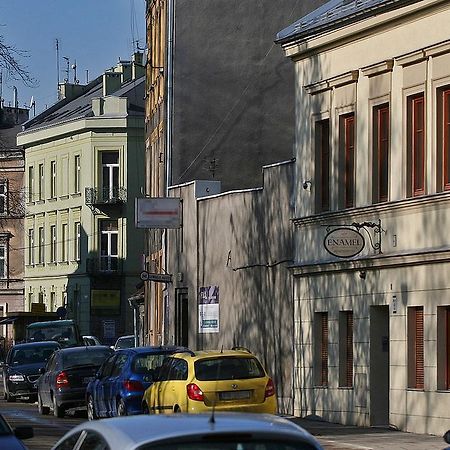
[86,257,123,275]
[85,187,127,206]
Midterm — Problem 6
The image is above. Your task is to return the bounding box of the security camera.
[302,180,311,190]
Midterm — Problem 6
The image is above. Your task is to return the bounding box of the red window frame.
[343,114,355,208]
[407,94,425,196]
[373,104,390,203]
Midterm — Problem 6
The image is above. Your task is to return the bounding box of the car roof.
[55,345,112,355]
[10,341,60,349]
[116,335,134,340]
[54,413,320,450]
[118,346,190,355]
[171,349,256,361]
[27,320,74,328]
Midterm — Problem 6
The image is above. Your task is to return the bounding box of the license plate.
[219,390,250,400]
[83,377,94,385]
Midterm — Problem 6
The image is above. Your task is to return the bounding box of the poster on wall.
[198,286,219,333]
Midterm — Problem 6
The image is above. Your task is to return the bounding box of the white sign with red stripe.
[135,198,181,229]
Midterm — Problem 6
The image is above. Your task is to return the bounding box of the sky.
[0,0,146,114]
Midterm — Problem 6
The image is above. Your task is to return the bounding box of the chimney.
[103,72,121,96]
[132,52,145,80]
[58,82,86,100]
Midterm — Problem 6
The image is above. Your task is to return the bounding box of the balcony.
[86,257,123,276]
[85,187,127,206]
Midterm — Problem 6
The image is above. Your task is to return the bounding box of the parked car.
[113,335,135,350]
[0,413,33,450]
[86,346,189,420]
[82,335,102,346]
[37,345,114,417]
[142,348,277,414]
[26,320,83,348]
[51,413,323,450]
[1,341,60,402]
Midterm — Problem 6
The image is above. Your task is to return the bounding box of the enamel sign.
[324,228,365,258]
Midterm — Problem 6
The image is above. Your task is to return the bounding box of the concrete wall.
[167,160,295,413]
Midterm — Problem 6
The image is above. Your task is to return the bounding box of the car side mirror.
[444,430,450,444]
[95,371,102,379]
[14,426,34,440]
[38,367,45,375]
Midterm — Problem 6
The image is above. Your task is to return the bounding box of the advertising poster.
[198,286,219,333]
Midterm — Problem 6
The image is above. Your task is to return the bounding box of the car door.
[95,355,116,417]
[163,358,188,413]
[40,353,57,407]
[106,353,128,416]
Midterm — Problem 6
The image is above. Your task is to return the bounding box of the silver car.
[51,413,323,450]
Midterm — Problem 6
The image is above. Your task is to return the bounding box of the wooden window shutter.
[344,115,355,208]
[346,312,353,387]
[444,89,450,190]
[321,313,328,386]
[446,308,450,389]
[415,307,424,389]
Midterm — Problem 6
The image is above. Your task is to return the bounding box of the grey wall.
[171,0,327,190]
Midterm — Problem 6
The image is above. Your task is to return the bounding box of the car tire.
[5,390,16,403]
[142,402,149,414]
[117,399,127,416]
[52,395,65,418]
[38,393,50,415]
[87,395,97,421]
[174,405,181,413]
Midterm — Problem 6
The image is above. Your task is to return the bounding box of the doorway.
[175,288,189,347]
[370,305,390,426]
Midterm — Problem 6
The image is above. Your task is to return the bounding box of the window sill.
[48,198,57,203]
[48,262,57,266]
[436,389,450,393]
[59,195,69,200]
[35,263,45,267]
[25,264,35,268]
[338,386,354,390]
[406,388,425,391]
[71,192,82,198]
[36,200,45,205]
[58,261,69,265]
[313,385,328,389]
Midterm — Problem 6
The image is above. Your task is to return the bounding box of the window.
[437,87,450,191]
[0,181,7,214]
[314,312,328,387]
[339,311,353,387]
[74,155,81,193]
[28,166,34,202]
[0,244,6,278]
[38,226,45,264]
[50,161,57,198]
[28,229,34,265]
[50,292,56,312]
[373,104,390,203]
[339,114,355,208]
[50,225,57,263]
[437,306,450,390]
[315,119,330,212]
[101,152,119,201]
[38,163,44,201]
[100,220,118,271]
[407,94,425,197]
[408,306,424,389]
[74,222,81,261]
[61,223,68,262]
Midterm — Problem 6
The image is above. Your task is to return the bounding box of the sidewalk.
[287,417,446,450]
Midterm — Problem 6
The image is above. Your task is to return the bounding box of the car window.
[168,358,188,381]
[10,344,59,366]
[111,354,128,377]
[194,356,265,381]
[138,440,318,450]
[62,348,113,369]
[54,431,83,450]
[131,353,168,376]
[157,357,174,381]
[99,355,117,378]
[115,336,135,349]
[79,431,110,450]
[46,354,57,372]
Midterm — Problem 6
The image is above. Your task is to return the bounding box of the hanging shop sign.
[324,227,365,258]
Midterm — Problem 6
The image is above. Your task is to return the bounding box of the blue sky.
[0,0,146,114]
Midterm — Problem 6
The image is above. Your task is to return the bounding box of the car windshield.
[62,348,113,369]
[116,337,135,349]
[132,353,170,375]
[138,440,318,450]
[195,357,265,381]
[27,325,77,347]
[10,344,59,365]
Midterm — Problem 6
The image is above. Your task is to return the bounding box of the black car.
[2,341,60,402]
[37,345,113,418]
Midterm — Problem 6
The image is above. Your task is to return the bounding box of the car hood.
[0,434,27,450]
[7,363,45,375]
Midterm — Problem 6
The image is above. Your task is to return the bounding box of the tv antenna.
[63,57,70,83]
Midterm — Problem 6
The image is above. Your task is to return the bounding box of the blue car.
[85,346,189,419]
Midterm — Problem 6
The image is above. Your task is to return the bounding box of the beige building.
[277,0,450,436]
[17,55,145,342]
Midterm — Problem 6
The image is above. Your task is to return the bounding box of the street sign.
[140,271,172,283]
[135,198,181,229]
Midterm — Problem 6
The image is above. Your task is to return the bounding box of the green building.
[17,54,145,342]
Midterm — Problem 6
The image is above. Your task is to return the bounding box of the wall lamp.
[302,180,312,190]
[359,270,366,280]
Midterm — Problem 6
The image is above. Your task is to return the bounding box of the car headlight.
[9,374,25,382]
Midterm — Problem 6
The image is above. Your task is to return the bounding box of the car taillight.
[265,378,275,398]
[123,380,144,392]
[187,383,204,401]
[56,371,70,388]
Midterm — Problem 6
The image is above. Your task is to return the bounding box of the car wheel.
[117,399,127,416]
[52,395,65,418]
[87,395,97,421]
[5,389,16,403]
[142,402,149,414]
[38,392,50,415]
[174,405,181,413]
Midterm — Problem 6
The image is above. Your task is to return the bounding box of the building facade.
[144,0,327,345]
[278,0,450,435]
[17,56,146,342]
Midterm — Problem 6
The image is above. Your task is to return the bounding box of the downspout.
[162,0,175,345]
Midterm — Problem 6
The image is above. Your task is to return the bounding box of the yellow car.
[142,349,277,414]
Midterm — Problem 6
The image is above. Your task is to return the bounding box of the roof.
[53,413,321,450]
[276,0,422,44]
[21,75,145,132]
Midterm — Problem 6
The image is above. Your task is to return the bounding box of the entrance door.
[174,289,188,347]
[370,305,390,426]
